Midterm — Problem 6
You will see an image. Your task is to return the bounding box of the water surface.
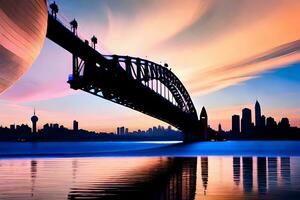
[1,141,300,199]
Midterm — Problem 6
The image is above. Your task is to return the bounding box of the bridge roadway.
[46,14,204,141]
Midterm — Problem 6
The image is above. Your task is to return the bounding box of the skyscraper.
[241,108,252,134]
[255,101,262,127]
[200,107,208,140]
[31,109,38,133]
[232,115,240,134]
[73,120,79,131]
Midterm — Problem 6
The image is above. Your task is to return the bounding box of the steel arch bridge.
[94,55,198,117]
[46,11,206,141]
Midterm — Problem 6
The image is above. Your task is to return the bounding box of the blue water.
[1,141,300,199]
[1,141,300,157]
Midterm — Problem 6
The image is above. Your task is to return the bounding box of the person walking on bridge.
[91,35,97,49]
[70,19,78,35]
[50,1,59,19]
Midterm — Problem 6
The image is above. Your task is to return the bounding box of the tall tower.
[31,109,38,133]
[241,108,252,134]
[200,107,208,140]
[255,100,262,127]
[232,115,240,134]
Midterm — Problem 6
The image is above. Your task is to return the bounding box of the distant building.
[266,117,277,128]
[279,118,290,128]
[241,108,252,134]
[16,124,31,134]
[200,106,208,140]
[10,124,15,131]
[116,127,126,135]
[43,123,50,130]
[255,101,262,127]
[31,109,38,133]
[218,123,222,133]
[53,123,59,129]
[232,115,240,134]
[261,115,266,127]
[73,120,79,131]
[120,127,125,135]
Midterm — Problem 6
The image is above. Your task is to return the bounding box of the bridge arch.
[105,55,198,119]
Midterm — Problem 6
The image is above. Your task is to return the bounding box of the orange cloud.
[104,0,207,56]
[102,0,300,95]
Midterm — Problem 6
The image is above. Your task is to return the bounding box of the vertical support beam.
[151,79,153,90]
[144,61,149,86]
[72,54,79,78]
[136,58,141,80]
[125,56,132,77]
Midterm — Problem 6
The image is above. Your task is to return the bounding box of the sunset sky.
[1,0,300,132]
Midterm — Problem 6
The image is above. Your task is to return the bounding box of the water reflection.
[280,157,291,186]
[30,160,37,197]
[243,157,253,193]
[268,157,278,189]
[0,156,299,199]
[201,157,208,195]
[233,157,240,186]
[69,157,197,200]
[257,157,267,194]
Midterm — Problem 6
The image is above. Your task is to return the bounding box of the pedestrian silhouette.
[50,1,59,19]
[91,35,97,49]
[70,19,78,35]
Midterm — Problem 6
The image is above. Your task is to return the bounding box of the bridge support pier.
[182,119,208,143]
[183,132,206,143]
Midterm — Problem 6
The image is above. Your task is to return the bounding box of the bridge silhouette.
[46,3,206,142]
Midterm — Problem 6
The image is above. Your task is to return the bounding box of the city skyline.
[227,100,297,139]
[1,99,298,135]
[0,0,300,132]
[0,108,177,134]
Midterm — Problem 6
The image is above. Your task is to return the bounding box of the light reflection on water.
[0,156,299,200]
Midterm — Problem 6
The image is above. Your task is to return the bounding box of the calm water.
[1,141,300,199]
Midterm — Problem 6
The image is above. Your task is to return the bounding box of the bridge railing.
[47,3,108,53]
